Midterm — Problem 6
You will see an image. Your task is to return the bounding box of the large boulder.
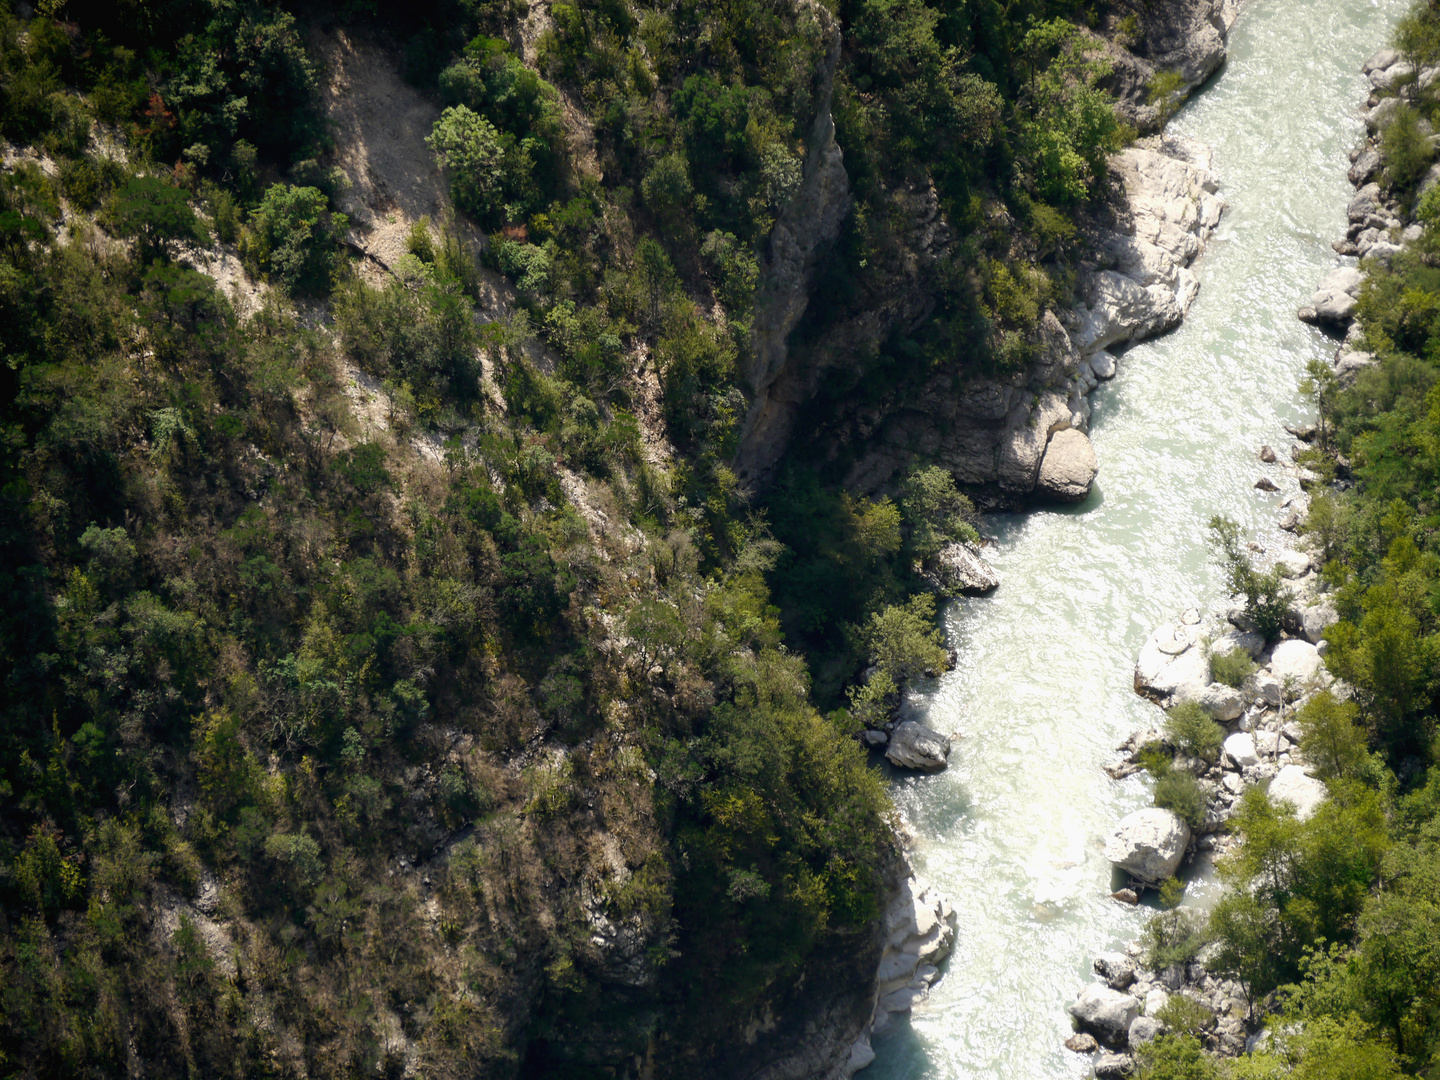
[1037,428,1099,502]
[923,542,1000,596]
[1300,601,1338,644]
[1147,646,1210,705]
[1095,1052,1136,1079]
[1223,732,1260,769]
[1103,808,1191,884]
[1129,1015,1164,1047]
[1069,982,1141,1046]
[1269,639,1323,688]
[1300,265,1364,327]
[885,722,951,772]
[1213,629,1264,658]
[1198,682,1244,721]
[1268,765,1327,821]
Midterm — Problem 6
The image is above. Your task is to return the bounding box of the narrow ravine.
[865,0,1410,1076]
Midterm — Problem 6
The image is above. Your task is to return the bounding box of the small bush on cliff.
[1382,103,1434,192]
[240,183,347,294]
[1211,649,1256,689]
[1142,907,1208,969]
[1155,770,1206,830]
[1165,701,1224,763]
[901,465,979,559]
[1136,1032,1223,1080]
[427,105,505,223]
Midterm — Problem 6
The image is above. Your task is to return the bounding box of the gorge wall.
[734,0,1239,510]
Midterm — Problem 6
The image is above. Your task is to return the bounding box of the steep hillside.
[0,0,1224,1076]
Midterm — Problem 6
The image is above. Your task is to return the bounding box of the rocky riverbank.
[1066,517,1339,1075]
[868,131,1233,770]
[1058,40,1428,1074]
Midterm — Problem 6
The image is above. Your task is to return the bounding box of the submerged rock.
[1094,952,1138,990]
[1103,808,1191,884]
[1064,1032,1099,1054]
[1094,1051,1136,1079]
[885,722,951,772]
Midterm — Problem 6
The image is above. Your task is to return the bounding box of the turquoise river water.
[865,0,1410,1076]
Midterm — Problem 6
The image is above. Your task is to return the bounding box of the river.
[865,0,1409,1076]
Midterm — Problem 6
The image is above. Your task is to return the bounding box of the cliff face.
[736,1,852,485]
[1099,0,1242,132]
[732,0,1238,507]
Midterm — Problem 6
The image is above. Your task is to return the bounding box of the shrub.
[1382,103,1434,191]
[1210,648,1255,689]
[1135,1032,1222,1080]
[1142,907,1208,968]
[1165,700,1224,762]
[1155,770,1206,830]
[241,184,347,294]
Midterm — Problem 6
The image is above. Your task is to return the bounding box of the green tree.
[900,465,978,558]
[1208,516,1292,638]
[428,105,505,223]
[861,593,947,686]
[109,176,206,263]
[241,184,347,294]
[1296,690,1370,781]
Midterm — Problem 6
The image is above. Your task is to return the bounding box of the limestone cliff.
[732,0,1236,508]
[735,1,851,485]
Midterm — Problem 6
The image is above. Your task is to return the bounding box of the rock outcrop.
[730,10,1232,505]
[842,867,959,1074]
[885,721,952,772]
[735,3,850,484]
[920,542,1001,596]
[1096,0,1242,133]
[829,136,1225,508]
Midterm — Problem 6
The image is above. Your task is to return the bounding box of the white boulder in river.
[885,721,951,772]
[1069,982,1141,1045]
[1103,808,1191,884]
[1268,765,1327,821]
[1269,639,1324,688]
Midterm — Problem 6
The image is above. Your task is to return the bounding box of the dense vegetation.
[0,0,1154,1074]
[1136,6,1440,1077]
